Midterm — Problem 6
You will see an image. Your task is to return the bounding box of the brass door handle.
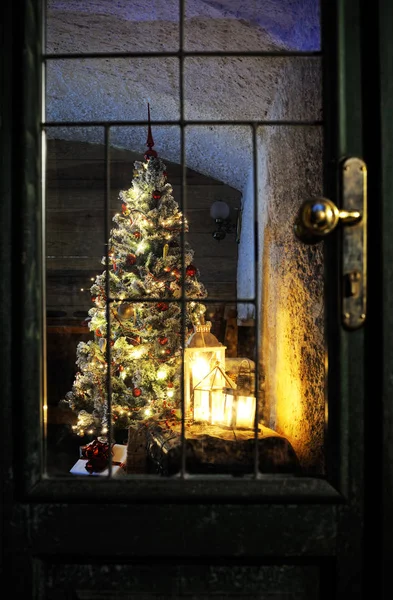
[294,197,362,244]
[294,157,367,330]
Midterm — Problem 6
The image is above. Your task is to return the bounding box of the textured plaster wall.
[255,56,324,472]
[234,52,325,472]
[46,0,320,192]
[260,128,325,472]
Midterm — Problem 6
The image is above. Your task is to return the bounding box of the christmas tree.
[62,105,208,437]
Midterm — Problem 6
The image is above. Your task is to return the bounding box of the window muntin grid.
[43,0,324,479]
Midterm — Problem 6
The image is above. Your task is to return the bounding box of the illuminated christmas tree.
[62,105,208,437]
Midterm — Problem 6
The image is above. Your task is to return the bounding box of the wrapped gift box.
[70,442,127,477]
[127,425,148,474]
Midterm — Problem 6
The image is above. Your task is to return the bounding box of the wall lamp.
[210,200,239,242]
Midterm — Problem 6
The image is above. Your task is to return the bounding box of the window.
[43,0,324,479]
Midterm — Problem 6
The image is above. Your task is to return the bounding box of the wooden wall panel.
[46,273,237,315]
[45,206,237,236]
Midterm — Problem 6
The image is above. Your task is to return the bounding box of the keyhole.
[344,270,361,297]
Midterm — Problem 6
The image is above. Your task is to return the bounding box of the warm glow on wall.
[274,303,303,437]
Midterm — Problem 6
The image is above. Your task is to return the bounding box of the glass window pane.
[184,57,322,122]
[46,0,180,53]
[43,1,325,480]
[184,0,321,52]
[45,127,109,475]
[46,58,180,123]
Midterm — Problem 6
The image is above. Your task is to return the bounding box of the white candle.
[194,389,210,422]
[210,390,225,424]
[224,394,234,427]
[191,357,211,421]
[235,395,256,429]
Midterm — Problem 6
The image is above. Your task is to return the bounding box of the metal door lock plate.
[341,157,367,330]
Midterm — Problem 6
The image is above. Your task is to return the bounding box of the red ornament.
[121,203,128,213]
[164,348,171,355]
[134,231,141,240]
[186,264,197,277]
[118,365,124,372]
[132,387,142,397]
[95,329,102,337]
[158,337,168,345]
[156,302,169,311]
[91,296,96,302]
[152,190,162,200]
[163,266,171,273]
[167,381,174,388]
[126,253,137,266]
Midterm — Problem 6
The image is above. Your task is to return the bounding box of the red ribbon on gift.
[81,438,113,474]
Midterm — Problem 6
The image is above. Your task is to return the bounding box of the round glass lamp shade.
[210,200,230,220]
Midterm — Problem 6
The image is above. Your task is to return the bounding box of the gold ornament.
[117,303,135,320]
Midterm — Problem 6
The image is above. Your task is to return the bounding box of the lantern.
[184,322,231,423]
[192,361,237,424]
